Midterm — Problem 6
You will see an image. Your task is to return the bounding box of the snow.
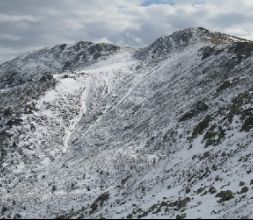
[39,76,81,104]
[40,157,51,167]
[63,77,91,153]
[1,28,253,219]
[0,88,9,93]
[13,162,25,174]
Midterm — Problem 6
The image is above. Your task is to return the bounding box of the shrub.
[179,101,209,122]
[192,115,212,138]
[239,182,246,187]
[239,186,249,194]
[3,107,13,116]
[197,187,205,194]
[90,192,110,213]
[209,186,217,194]
[217,80,231,93]
[52,185,57,193]
[215,190,234,203]
[1,206,8,213]
[176,213,187,219]
[14,214,22,219]
[203,125,225,147]
[177,198,190,209]
[241,116,253,132]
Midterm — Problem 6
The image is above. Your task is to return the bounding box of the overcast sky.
[0,0,253,63]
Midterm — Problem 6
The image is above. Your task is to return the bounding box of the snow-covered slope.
[0,41,119,89]
[1,27,253,219]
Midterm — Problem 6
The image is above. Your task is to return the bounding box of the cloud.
[142,0,176,6]
[0,0,252,63]
[0,33,20,41]
[0,13,38,23]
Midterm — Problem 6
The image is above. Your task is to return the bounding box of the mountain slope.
[1,27,253,219]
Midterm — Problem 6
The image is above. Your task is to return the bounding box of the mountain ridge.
[1,26,251,69]
[1,27,253,219]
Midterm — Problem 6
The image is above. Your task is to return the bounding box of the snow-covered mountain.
[1,27,253,219]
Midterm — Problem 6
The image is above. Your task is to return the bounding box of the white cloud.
[0,33,20,41]
[0,13,39,23]
[0,47,26,63]
[0,0,253,63]
[94,37,113,44]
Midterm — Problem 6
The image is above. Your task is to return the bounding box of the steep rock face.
[1,28,253,219]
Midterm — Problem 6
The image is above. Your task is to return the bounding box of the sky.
[0,0,253,63]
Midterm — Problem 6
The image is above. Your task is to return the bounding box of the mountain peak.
[0,41,120,88]
[162,26,248,44]
[136,27,250,60]
[174,26,210,35]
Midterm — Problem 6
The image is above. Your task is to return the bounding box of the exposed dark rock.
[192,115,212,138]
[179,101,209,122]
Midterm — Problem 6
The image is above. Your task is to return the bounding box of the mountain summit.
[136,27,250,59]
[1,28,253,219]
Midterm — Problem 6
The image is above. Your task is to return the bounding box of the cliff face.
[1,27,253,219]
